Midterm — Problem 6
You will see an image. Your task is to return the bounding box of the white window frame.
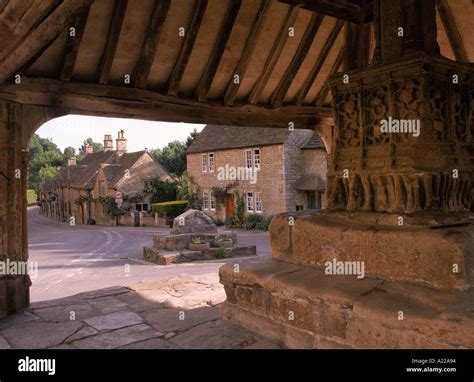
[210,193,216,211]
[201,153,208,173]
[246,192,254,213]
[202,190,209,210]
[245,149,253,169]
[253,149,261,170]
[255,192,263,213]
[208,152,214,173]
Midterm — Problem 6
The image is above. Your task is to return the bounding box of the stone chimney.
[85,144,93,155]
[116,130,127,154]
[67,157,77,166]
[103,134,113,151]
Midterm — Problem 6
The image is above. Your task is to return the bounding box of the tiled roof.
[302,134,326,149]
[186,125,293,153]
[294,175,326,191]
[49,150,159,190]
[70,151,116,188]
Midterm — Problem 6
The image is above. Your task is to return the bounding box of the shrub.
[215,234,232,242]
[224,217,235,228]
[215,247,226,259]
[152,200,188,219]
[244,214,263,230]
[151,179,178,203]
[213,218,224,226]
[235,196,245,226]
[255,215,274,231]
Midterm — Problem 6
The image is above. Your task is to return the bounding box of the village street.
[28,207,270,302]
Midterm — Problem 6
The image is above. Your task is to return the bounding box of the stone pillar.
[0,101,31,318]
[220,0,474,348]
[326,0,473,213]
[326,57,474,213]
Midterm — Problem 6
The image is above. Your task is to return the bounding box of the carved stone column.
[327,56,474,213]
[220,0,474,349]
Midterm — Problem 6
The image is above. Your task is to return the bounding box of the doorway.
[225,194,236,219]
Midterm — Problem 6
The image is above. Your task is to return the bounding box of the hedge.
[152,200,188,218]
[27,189,37,205]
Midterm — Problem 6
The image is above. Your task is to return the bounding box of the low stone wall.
[139,212,166,228]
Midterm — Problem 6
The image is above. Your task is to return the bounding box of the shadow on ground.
[0,274,279,349]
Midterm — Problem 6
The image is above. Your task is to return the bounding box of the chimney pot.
[104,134,113,151]
[116,130,127,154]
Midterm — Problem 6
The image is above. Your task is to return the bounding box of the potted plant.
[188,237,210,251]
[213,234,233,248]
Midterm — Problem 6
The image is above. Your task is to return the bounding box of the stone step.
[219,259,474,349]
[144,245,257,265]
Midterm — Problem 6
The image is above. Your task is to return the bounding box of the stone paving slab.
[0,273,279,349]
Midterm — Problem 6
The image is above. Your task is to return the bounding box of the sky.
[36,115,205,152]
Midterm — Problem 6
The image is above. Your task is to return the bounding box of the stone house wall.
[187,144,287,219]
[187,131,328,219]
[282,130,315,211]
[302,149,328,208]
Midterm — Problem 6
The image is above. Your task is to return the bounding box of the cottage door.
[225,194,236,219]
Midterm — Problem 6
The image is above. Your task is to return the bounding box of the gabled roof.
[302,134,326,149]
[187,125,294,154]
[50,149,162,191]
[69,151,116,189]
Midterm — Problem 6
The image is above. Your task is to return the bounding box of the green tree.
[28,134,64,193]
[78,138,103,155]
[151,179,178,203]
[185,128,199,148]
[177,172,201,209]
[63,146,76,160]
[38,165,58,181]
[149,129,199,176]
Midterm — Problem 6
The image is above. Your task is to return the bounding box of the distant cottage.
[186,125,328,220]
[39,130,170,225]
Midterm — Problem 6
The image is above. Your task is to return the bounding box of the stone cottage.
[186,125,327,220]
[39,130,170,225]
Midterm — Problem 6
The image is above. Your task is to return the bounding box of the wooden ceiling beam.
[0,0,95,83]
[248,5,299,105]
[132,0,171,89]
[294,19,344,105]
[270,12,324,108]
[0,76,334,129]
[60,6,90,81]
[223,0,270,106]
[195,0,242,102]
[313,47,344,106]
[96,0,128,85]
[166,0,208,96]
[279,0,373,24]
[436,0,468,62]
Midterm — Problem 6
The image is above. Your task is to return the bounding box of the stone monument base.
[269,211,474,290]
[219,259,473,349]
